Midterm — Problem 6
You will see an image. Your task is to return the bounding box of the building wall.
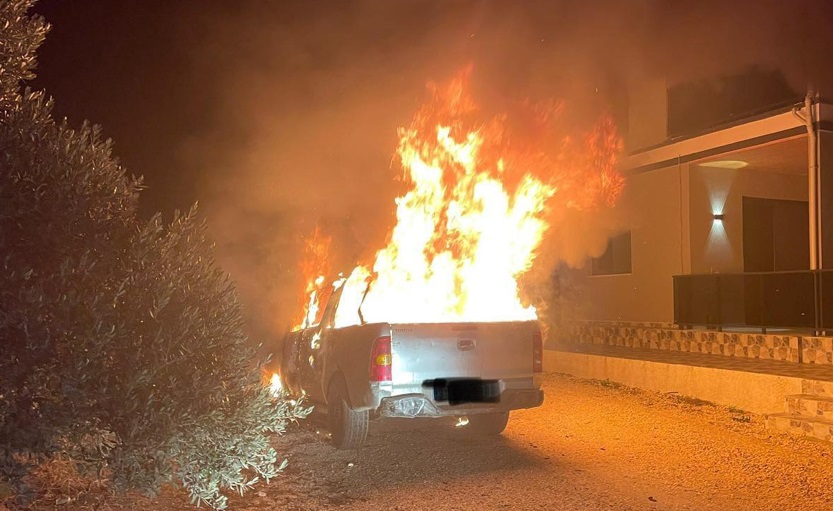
[564,158,808,325]
[564,164,683,323]
[563,319,833,365]
[688,165,807,274]
[819,129,833,269]
[626,77,668,152]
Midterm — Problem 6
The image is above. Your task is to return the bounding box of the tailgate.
[389,321,539,388]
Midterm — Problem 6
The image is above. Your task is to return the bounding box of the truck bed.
[280,319,540,412]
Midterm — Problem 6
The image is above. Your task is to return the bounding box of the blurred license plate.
[425,378,501,405]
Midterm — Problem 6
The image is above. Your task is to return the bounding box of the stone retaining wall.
[560,321,833,365]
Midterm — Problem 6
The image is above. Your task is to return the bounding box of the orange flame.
[293,226,333,330]
[269,373,283,396]
[300,70,623,328]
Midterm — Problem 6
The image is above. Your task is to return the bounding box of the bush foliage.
[0,2,310,509]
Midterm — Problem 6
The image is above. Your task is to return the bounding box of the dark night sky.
[30,0,558,218]
[26,0,833,338]
[31,0,208,216]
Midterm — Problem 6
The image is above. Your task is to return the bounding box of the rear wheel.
[466,411,510,435]
[327,377,369,449]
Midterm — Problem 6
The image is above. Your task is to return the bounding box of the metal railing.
[673,270,833,334]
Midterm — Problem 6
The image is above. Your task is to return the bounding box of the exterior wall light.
[713,213,725,221]
[699,160,748,169]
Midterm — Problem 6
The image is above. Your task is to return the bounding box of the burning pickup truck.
[275,72,622,448]
[278,276,544,449]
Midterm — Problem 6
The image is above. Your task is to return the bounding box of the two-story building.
[556,67,833,365]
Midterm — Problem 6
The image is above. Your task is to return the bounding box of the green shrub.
[0,2,310,508]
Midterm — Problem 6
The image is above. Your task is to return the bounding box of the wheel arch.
[325,367,349,406]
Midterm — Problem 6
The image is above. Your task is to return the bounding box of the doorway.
[742,196,809,272]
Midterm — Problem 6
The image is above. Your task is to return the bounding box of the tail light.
[532,331,543,373]
[370,336,392,382]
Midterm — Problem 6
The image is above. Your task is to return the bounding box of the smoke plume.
[174,0,833,339]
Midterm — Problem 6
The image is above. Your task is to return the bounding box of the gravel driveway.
[38,373,833,511]
[252,373,833,511]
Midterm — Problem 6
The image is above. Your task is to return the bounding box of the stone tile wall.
[561,321,833,365]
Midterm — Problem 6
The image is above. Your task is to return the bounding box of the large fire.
[295,69,623,329]
[293,226,333,330]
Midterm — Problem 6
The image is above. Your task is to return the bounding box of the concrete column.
[818,128,833,268]
[680,161,692,274]
[815,105,833,333]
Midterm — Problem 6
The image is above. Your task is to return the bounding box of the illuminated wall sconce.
[713,213,725,221]
[699,160,748,169]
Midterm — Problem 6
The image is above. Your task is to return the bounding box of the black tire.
[327,376,369,449]
[466,412,510,435]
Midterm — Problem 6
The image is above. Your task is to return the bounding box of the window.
[591,231,632,276]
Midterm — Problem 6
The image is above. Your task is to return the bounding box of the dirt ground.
[10,373,833,511]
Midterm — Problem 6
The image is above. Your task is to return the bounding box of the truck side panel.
[322,322,391,410]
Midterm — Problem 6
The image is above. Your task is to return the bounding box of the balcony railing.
[673,270,833,333]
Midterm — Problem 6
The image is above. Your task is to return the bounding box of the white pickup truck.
[279,279,544,449]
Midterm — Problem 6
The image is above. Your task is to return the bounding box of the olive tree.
[0,2,309,508]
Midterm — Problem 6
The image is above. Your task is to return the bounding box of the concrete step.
[800,379,833,397]
[785,394,833,420]
[766,412,833,442]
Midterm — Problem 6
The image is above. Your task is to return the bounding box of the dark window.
[667,67,799,138]
[592,231,632,276]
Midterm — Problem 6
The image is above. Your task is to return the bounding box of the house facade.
[555,67,833,363]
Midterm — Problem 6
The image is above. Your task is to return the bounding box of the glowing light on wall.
[699,160,748,169]
[706,207,729,265]
[697,163,736,268]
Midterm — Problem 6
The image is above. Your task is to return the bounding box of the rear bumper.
[378,389,544,418]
